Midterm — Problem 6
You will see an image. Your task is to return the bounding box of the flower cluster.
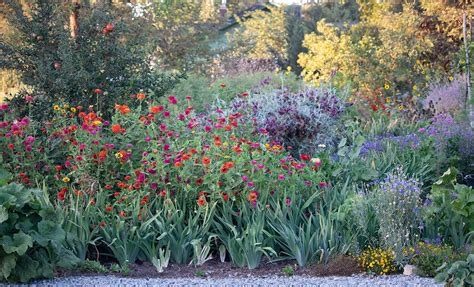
[0,93,328,221]
[357,246,397,275]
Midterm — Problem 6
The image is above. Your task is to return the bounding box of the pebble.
[2,274,441,287]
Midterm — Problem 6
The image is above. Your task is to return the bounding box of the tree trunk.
[463,12,473,127]
[69,0,80,39]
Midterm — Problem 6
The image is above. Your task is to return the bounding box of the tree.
[0,0,176,118]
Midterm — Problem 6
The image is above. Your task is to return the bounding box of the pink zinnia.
[168,96,177,104]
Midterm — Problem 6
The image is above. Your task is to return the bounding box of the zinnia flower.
[111,124,124,134]
[248,192,258,201]
[197,196,206,206]
[202,156,211,165]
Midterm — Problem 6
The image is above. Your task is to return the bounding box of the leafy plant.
[191,236,215,267]
[408,242,467,277]
[424,168,474,251]
[214,205,276,269]
[435,254,474,287]
[0,183,79,283]
[281,265,295,277]
[78,260,108,273]
[365,167,423,265]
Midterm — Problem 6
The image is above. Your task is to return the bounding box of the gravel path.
[4,275,441,286]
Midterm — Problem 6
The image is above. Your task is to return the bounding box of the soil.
[55,256,361,279]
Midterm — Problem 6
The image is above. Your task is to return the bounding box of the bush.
[0,183,78,283]
[227,86,345,156]
[408,242,467,277]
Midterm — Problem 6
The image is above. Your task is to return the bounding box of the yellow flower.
[448,75,454,81]
[398,105,404,111]
[92,120,102,126]
[384,83,390,90]
[63,104,69,109]
[53,105,60,111]
[223,142,229,147]
[70,107,77,113]
[115,152,123,159]
[62,177,70,182]
[386,97,391,103]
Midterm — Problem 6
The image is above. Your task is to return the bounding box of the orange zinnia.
[202,156,211,165]
[150,106,163,114]
[111,124,124,134]
[248,192,258,201]
[115,104,131,114]
[136,93,146,100]
[174,161,183,167]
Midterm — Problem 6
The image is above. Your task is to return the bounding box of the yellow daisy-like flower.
[63,104,69,109]
[223,142,229,147]
[448,75,454,81]
[62,177,70,182]
[70,107,77,113]
[398,105,404,111]
[53,105,60,111]
[384,83,390,90]
[115,152,123,159]
[92,120,102,126]
[386,97,391,103]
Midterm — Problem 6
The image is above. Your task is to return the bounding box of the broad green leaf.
[0,206,7,224]
[0,254,16,279]
[37,220,66,242]
[0,169,12,186]
[15,255,41,283]
[1,232,33,255]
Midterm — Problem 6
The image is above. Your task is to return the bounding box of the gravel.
[3,275,441,287]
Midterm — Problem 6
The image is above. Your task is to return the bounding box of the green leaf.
[37,220,66,242]
[0,206,7,224]
[0,254,16,280]
[338,137,347,149]
[15,255,41,283]
[0,169,12,186]
[1,232,33,256]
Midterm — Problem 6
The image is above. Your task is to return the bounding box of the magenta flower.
[278,174,285,180]
[242,175,249,181]
[247,181,254,187]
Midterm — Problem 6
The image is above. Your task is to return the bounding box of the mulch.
[56,255,361,279]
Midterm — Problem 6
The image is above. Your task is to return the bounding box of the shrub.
[227,86,345,155]
[0,183,78,283]
[356,246,397,275]
[408,242,467,277]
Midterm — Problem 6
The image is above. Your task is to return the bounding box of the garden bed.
[56,256,360,279]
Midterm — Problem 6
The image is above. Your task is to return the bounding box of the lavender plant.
[368,167,423,265]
